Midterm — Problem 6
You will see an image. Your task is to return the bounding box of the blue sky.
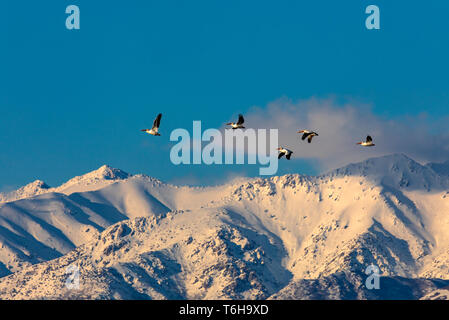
[1,0,449,189]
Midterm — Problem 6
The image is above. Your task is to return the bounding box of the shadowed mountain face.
[426,160,449,178]
[0,154,449,299]
[421,284,449,300]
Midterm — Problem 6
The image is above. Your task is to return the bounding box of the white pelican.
[357,135,375,147]
[141,113,162,136]
[297,130,318,143]
[277,147,293,160]
[226,114,245,129]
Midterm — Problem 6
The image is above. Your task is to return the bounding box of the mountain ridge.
[2,153,448,204]
[0,153,449,299]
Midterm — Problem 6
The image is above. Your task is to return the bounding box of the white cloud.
[243,97,449,172]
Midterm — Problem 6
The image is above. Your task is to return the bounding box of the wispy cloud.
[243,97,449,171]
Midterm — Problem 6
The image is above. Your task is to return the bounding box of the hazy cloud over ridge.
[243,97,449,172]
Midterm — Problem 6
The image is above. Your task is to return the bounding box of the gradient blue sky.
[1,0,449,189]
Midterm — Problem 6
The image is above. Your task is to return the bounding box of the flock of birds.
[141,113,375,160]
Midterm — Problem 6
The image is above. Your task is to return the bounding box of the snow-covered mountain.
[0,154,449,299]
[0,165,131,203]
[0,180,51,203]
[329,153,449,191]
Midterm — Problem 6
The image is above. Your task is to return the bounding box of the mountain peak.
[25,180,51,190]
[57,165,131,190]
[0,166,132,204]
[17,180,51,196]
[327,153,447,190]
[330,153,421,172]
[358,153,413,163]
[0,180,51,203]
[91,165,131,180]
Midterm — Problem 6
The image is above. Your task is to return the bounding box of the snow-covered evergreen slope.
[0,154,449,299]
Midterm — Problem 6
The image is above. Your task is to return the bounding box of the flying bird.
[277,147,293,160]
[141,113,162,136]
[298,130,319,143]
[226,114,245,129]
[357,135,375,147]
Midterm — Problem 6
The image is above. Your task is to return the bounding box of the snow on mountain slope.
[328,153,449,191]
[0,165,130,204]
[0,153,449,299]
[54,165,131,195]
[0,180,51,203]
[0,192,121,276]
[0,210,292,299]
[222,172,448,281]
[0,170,237,277]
